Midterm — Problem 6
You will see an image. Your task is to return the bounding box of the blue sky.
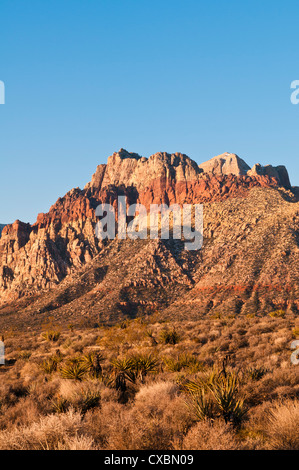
[0,0,299,224]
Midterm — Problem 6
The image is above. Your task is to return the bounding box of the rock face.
[248,163,291,188]
[0,149,297,328]
[85,149,202,194]
[0,225,6,237]
[198,153,250,176]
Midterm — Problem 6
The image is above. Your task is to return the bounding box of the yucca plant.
[60,360,90,381]
[146,330,158,346]
[163,354,204,373]
[80,352,103,378]
[111,357,137,383]
[51,396,69,413]
[40,355,61,374]
[181,368,219,394]
[42,330,61,342]
[160,328,180,345]
[208,372,248,427]
[181,378,203,395]
[246,366,268,381]
[131,354,160,383]
[186,388,215,421]
[77,390,101,413]
[163,356,183,372]
[183,368,247,427]
[112,354,159,383]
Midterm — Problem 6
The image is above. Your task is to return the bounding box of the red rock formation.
[0,149,296,316]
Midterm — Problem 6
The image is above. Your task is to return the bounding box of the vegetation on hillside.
[0,313,298,450]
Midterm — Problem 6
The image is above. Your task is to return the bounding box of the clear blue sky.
[0,0,299,224]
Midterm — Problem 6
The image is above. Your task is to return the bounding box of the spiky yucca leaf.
[41,330,61,342]
[186,388,215,421]
[159,328,180,345]
[40,356,61,374]
[79,352,103,378]
[60,361,90,381]
[51,396,69,413]
[111,357,137,383]
[208,372,248,427]
[77,390,100,413]
[131,354,159,382]
[246,366,268,381]
[163,354,204,373]
[112,354,159,383]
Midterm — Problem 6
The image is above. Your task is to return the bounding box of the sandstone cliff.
[0,149,297,328]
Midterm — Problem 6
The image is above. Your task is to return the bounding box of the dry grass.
[181,419,241,450]
[265,400,299,450]
[0,409,85,450]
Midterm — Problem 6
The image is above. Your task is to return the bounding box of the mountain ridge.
[0,150,298,328]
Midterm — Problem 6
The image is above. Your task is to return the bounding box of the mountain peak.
[198,153,250,176]
[112,148,143,161]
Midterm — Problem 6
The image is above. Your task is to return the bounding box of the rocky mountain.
[198,152,291,188]
[0,149,298,329]
[0,225,5,237]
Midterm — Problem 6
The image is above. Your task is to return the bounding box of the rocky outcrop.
[247,163,291,188]
[85,149,202,195]
[198,153,250,176]
[0,149,296,323]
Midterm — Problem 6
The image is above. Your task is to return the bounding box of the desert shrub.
[88,389,191,450]
[1,315,299,450]
[160,328,180,345]
[0,382,29,408]
[181,419,240,450]
[265,400,299,450]
[104,406,172,450]
[0,396,42,431]
[0,409,85,450]
[134,381,179,415]
[58,380,101,414]
[17,351,32,360]
[249,367,299,402]
[193,334,208,345]
[56,434,97,450]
